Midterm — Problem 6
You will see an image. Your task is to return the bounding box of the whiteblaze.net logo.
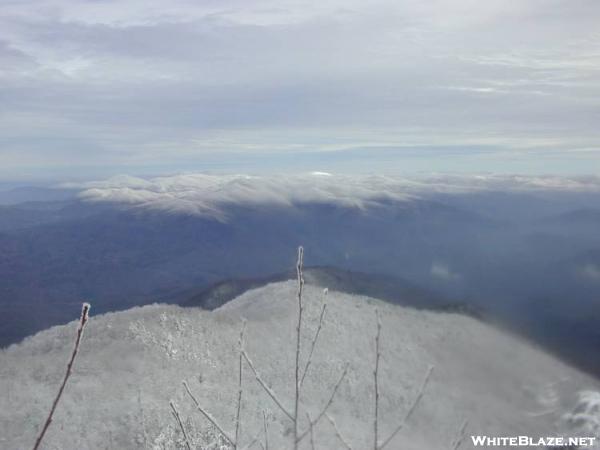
[471,435,597,447]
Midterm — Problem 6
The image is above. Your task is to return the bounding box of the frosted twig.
[297,363,349,442]
[306,413,315,450]
[169,401,192,450]
[235,320,247,448]
[526,408,558,417]
[451,419,469,450]
[138,387,148,449]
[242,350,294,421]
[373,309,382,450]
[325,413,353,450]
[182,381,235,445]
[294,246,305,450]
[378,365,434,450]
[263,411,269,450]
[300,301,327,387]
[32,302,91,450]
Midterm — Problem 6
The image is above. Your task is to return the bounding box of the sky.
[1,0,599,181]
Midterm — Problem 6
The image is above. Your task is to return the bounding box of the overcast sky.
[1,0,599,181]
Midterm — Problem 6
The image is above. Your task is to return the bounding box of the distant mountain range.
[0,186,78,205]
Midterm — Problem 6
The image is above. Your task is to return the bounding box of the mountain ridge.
[1,281,598,449]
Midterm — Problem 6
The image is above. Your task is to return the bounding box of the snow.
[0,281,598,449]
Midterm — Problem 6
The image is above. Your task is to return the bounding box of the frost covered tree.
[27,248,469,450]
[177,247,446,449]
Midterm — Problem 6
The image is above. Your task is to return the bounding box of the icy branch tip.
[81,302,91,324]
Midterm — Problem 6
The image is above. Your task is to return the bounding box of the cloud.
[77,173,416,219]
[579,264,600,282]
[74,172,600,219]
[430,262,461,282]
[1,0,599,177]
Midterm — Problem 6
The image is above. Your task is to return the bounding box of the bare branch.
[182,380,235,446]
[294,246,305,450]
[263,411,269,450]
[373,309,382,450]
[235,319,247,448]
[451,419,469,450]
[169,401,192,450]
[138,387,149,450]
[306,413,315,450]
[297,363,349,442]
[300,301,327,387]
[325,413,353,450]
[242,350,294,421]
[32,302,91,450]
[378,365,434,450]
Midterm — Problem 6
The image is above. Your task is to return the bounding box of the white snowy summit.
[1,281,599,449]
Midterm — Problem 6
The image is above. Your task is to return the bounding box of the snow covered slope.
[1,282,598,449]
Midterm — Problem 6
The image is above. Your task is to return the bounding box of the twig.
[325,413,353,450]
[242,350,294,421]
[378,365,434,450]
[300,302,327,387]
[182,380,235,445]
[294,246,305,450]
[235,320,247,448]
[169,401,192,450]
[373,309,382,450]
[451,419,469,450]
[297,363,349,442]
[263,411,269,450]
[306,413,315,450]
[138,387,148,450]
[32,303,91,450]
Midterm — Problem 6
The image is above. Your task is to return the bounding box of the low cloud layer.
[76,173,600,219]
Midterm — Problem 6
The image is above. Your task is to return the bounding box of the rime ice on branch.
[32,302,91,450]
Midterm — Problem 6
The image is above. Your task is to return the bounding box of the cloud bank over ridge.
[76,173,600,219]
